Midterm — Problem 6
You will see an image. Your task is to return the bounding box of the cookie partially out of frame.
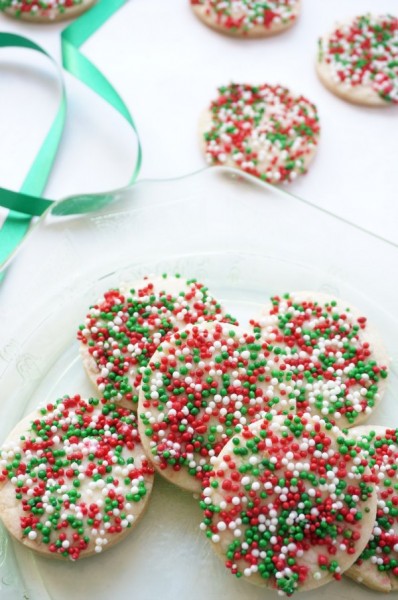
[251,291,389,428]
[191,0,301,38]
[1,0,95,22]
[0,395,154,560]
[346,425,398,592]
[317,14,398,107]
[200,413,378,595]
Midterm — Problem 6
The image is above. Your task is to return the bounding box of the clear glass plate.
[0,167,397,599]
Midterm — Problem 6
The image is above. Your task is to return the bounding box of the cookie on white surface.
[251,292,389,428]
[190,0,301,37]
[78,275,236,410]
[1,0,95,22]
[317,14,398,107]
[200,413,378,595]
[138,322,295,493]
[0,395,154,560]
[200,83,320,184]
[346,425,398,592]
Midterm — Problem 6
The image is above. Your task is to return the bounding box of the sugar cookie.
[347,425,398,592]
[200,413,377,595]
[0,0,95,22]
[78,275,236,410]
[191,0,301,38]
[317,14,398,106]
[251,292,389,428]
[0,396,154,560]
[200,83,320,184]
[138,322,295,493]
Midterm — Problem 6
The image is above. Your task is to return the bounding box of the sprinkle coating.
[317,14,398,106]
[191,0,300,37]
[347,425,398,592]
[0,395,154,560]
[200,413,377,595]
[201,83,320,184]
[0,0,95,21]
[138,322,295,493]
[251,292,389,428]
[78,275,236,410]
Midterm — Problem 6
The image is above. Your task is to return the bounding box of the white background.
[0,5,397,597]
[0,0,398,332]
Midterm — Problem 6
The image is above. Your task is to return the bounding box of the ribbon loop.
[61,0,142,181]
[0,32,66,275]
[0,0,141,279]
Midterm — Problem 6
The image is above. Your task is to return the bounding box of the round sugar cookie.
[251,292,389,428]
[1,0,95,22]
[346,425,398,592]
[200,83,320,184]
[138,321,296,494]
[190,0,301,38]
[200,413,378,595]
[317,14,398,107]
[78,275,236,411]
[0,395,154,560]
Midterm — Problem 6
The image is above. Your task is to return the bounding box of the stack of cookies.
[0,274,395,596]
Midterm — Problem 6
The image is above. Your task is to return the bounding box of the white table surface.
[0,0,397,345]
[0,6,398,598]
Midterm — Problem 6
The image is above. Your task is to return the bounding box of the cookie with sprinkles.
[317,14,398,107]
[0,0,95,22]
[138,322,295,494]
[190,0,301,38]
[78,275,236,411]
[346,425,398,592]
[200,413,378,595]
[251,292,389,428]
[0,395,154,560]
[200,83,320,184]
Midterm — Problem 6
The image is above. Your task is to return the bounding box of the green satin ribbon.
[0,33,65,274]
[0,0,141,279]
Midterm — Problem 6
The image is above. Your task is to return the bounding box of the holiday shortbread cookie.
[200,413,378,595]
[251,292,389,428]
[0,0,95,22]
[0,395,154,560]
[138,321,295,494]
[317,14,398,107]
[190,0,301,38]
[200,83,320,184]
[347,425,398,592]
